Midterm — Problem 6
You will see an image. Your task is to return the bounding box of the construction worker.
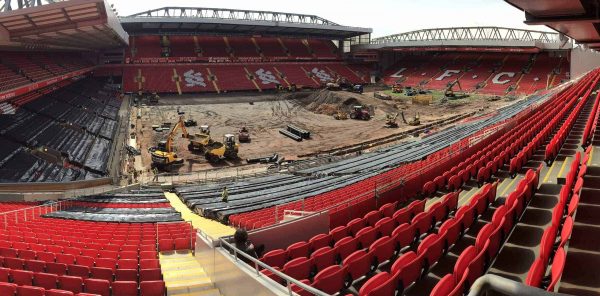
[152,167,159,182]
[221,186,229,203]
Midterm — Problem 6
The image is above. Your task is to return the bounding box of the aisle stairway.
[164,192,236,240]
[160,251,222,296]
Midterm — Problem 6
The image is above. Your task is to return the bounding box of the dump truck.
[187,125,212,152]
[205,134,239,163]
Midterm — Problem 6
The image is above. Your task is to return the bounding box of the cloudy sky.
[110,0,552,38]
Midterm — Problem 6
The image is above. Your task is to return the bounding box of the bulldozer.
[401,111,420,126]
[392,83,403,93]
[385,113,399,128]
[350,105,371,120]
[238,126,251,143]
[205,134,239,163]
[333,110,348,120]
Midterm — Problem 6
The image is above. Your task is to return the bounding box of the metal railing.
[218,238,329,296]
[0,200,71,229]
[467,274,571,296]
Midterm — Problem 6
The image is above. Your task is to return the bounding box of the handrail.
[218,238,329,296]
[0,200,70,229]
[467,274,572,296]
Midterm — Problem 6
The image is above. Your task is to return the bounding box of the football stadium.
[0,0,599,295]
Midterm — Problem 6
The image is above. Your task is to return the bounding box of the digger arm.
[164,117,189,153]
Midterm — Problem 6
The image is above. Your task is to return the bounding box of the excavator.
[151,117,187,170]
[401,111,420,126]
[151,117,212,170]
[385,113,399,128]
[444,79,467,99]
[333,110,348,120]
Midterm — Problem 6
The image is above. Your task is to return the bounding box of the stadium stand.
[383,52,564,95]
[0,52,92,92]
[241,69,600,296]
[0,78,121,182]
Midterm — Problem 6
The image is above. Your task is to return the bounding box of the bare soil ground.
[131,88,519,173]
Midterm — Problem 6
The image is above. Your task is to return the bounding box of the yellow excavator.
[444,79,465,98]
[151,117,187,170]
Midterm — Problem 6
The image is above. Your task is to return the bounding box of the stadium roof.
[0,0,128,50]
[120,7,372,39]
[356,26,571,51]
[506,0,600,48]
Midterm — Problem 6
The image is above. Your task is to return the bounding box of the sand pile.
[291,89,362,115]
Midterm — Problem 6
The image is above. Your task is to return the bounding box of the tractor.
[350,105,371,120]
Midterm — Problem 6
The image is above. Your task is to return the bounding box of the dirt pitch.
[130,88,519,173]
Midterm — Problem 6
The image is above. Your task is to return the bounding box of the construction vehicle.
[444,79,467,99]
[151,117,188,170]
[205,134,239,163]
[148,92,159,104]
[326,82,341,90]
[333,110,348,120]
[350,105,371,120]
[400,111,420,126]
[184,119,197,127]
[385,113,399,128]
[238,127,251,143]
[187,125,212,152]
[352,84,364,94]
[392,83,403,93]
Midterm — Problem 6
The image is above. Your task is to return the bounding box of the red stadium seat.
[312,265,346,295]
[342,250,372,282]
[58,275,83,294]
[139,269,162,282]
[34,272,58,290]
[83,278,110,296]
[311,247,336,272]
[260,249,287,269]
[282,257,311,281]
[11,270,34,286]
[16,285,45,296]
[140,280,166,296]
[113,280,138,296]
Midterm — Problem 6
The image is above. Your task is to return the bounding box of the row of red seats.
[67,202,171,209]
[525,148,588,291]
[582,92,600,147]
[261,191,460,294]
[0,254,161,283]
[122,62,363,94]
[127,36,338,59]
[0,276,164,296]
[428,167,540,296]
[544,72,600,164]
[510,70,599,175]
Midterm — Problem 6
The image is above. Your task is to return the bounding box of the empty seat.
[16,285,45,296]
[309,234,331,251]
[140,268,162,282]
[83,278,110,296]
[358,271,397,296]
[0,282,17,295]
[58,275,83,294]
[46,289,75,296]
[25,260,46,273]
[311,247,336,272]
[342,250,372,282]
[312,265,346,295]
[34,272,58,290]
[260,249,287,269]
[112,281,138,296]
[12,270,34,286]
[115,269,138,281]
[286,242,310,259]
[140,280,166,296]
[282,257,311,281]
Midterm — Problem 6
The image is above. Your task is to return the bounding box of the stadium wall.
[571,47,600,77]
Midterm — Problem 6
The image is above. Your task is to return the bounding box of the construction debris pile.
[294,89,363,116]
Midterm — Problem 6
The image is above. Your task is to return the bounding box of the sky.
[110,0,553,38]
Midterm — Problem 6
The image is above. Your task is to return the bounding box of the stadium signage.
[127,56,339,64]
[0,67,94,103]
[391,47,539,53]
